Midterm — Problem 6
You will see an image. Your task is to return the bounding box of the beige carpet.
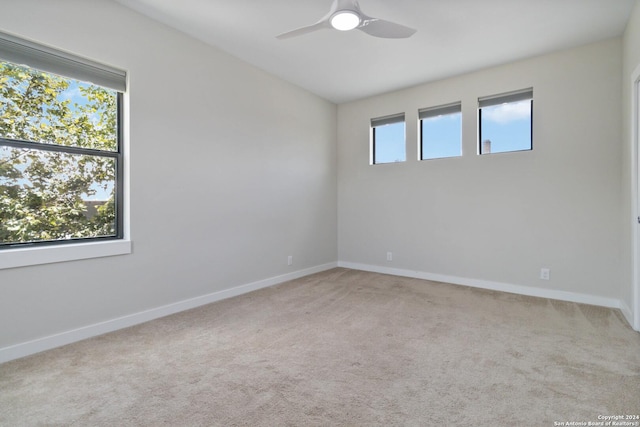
[1,268,639,426]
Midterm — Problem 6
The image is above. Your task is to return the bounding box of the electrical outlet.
[540,268,550,280]
[287,255,293,266]
[386,252,393,262]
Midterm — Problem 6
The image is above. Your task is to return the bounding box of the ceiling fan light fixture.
[276,0,416,40]
[330,11,360,31]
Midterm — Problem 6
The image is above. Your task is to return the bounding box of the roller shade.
[419,102,461,120]
[371,113,404,127]
[0,30,126,92]
[478,88,532,108]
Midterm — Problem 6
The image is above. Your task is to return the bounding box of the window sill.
[0,240,132,270]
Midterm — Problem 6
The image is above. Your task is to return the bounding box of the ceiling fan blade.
[276,0,415,40]
[276,21,329,40]
[358,18,416,39]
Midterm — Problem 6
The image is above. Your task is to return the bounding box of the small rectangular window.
[478,88,532,155]
[0,31,125,248]
[371,113,406,165]
[419,102,462,160]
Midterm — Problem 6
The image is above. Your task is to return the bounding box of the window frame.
[370,113,406,165]
[478,88,533,155]
[0,95,125,249]
[419,102,462,161]
[0,31,130,268]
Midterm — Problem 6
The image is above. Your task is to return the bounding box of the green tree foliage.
[0,61,118,245]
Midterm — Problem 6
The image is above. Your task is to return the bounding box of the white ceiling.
[114,0,635,104]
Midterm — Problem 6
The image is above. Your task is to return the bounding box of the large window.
[371,113,406,164]
[0,32,126,248]
[478,88,533,155]
[419,102,462,160]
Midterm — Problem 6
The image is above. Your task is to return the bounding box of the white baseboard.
[3,260,633,364]
[619,300,636,331]
[0,262,338,364]
[338,261,622,309]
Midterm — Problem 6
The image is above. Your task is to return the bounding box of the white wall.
[622,0,640,328]
[0,0,337,357]
[338,38,623,303]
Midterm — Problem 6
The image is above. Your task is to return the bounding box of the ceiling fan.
[276,0,417,40]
